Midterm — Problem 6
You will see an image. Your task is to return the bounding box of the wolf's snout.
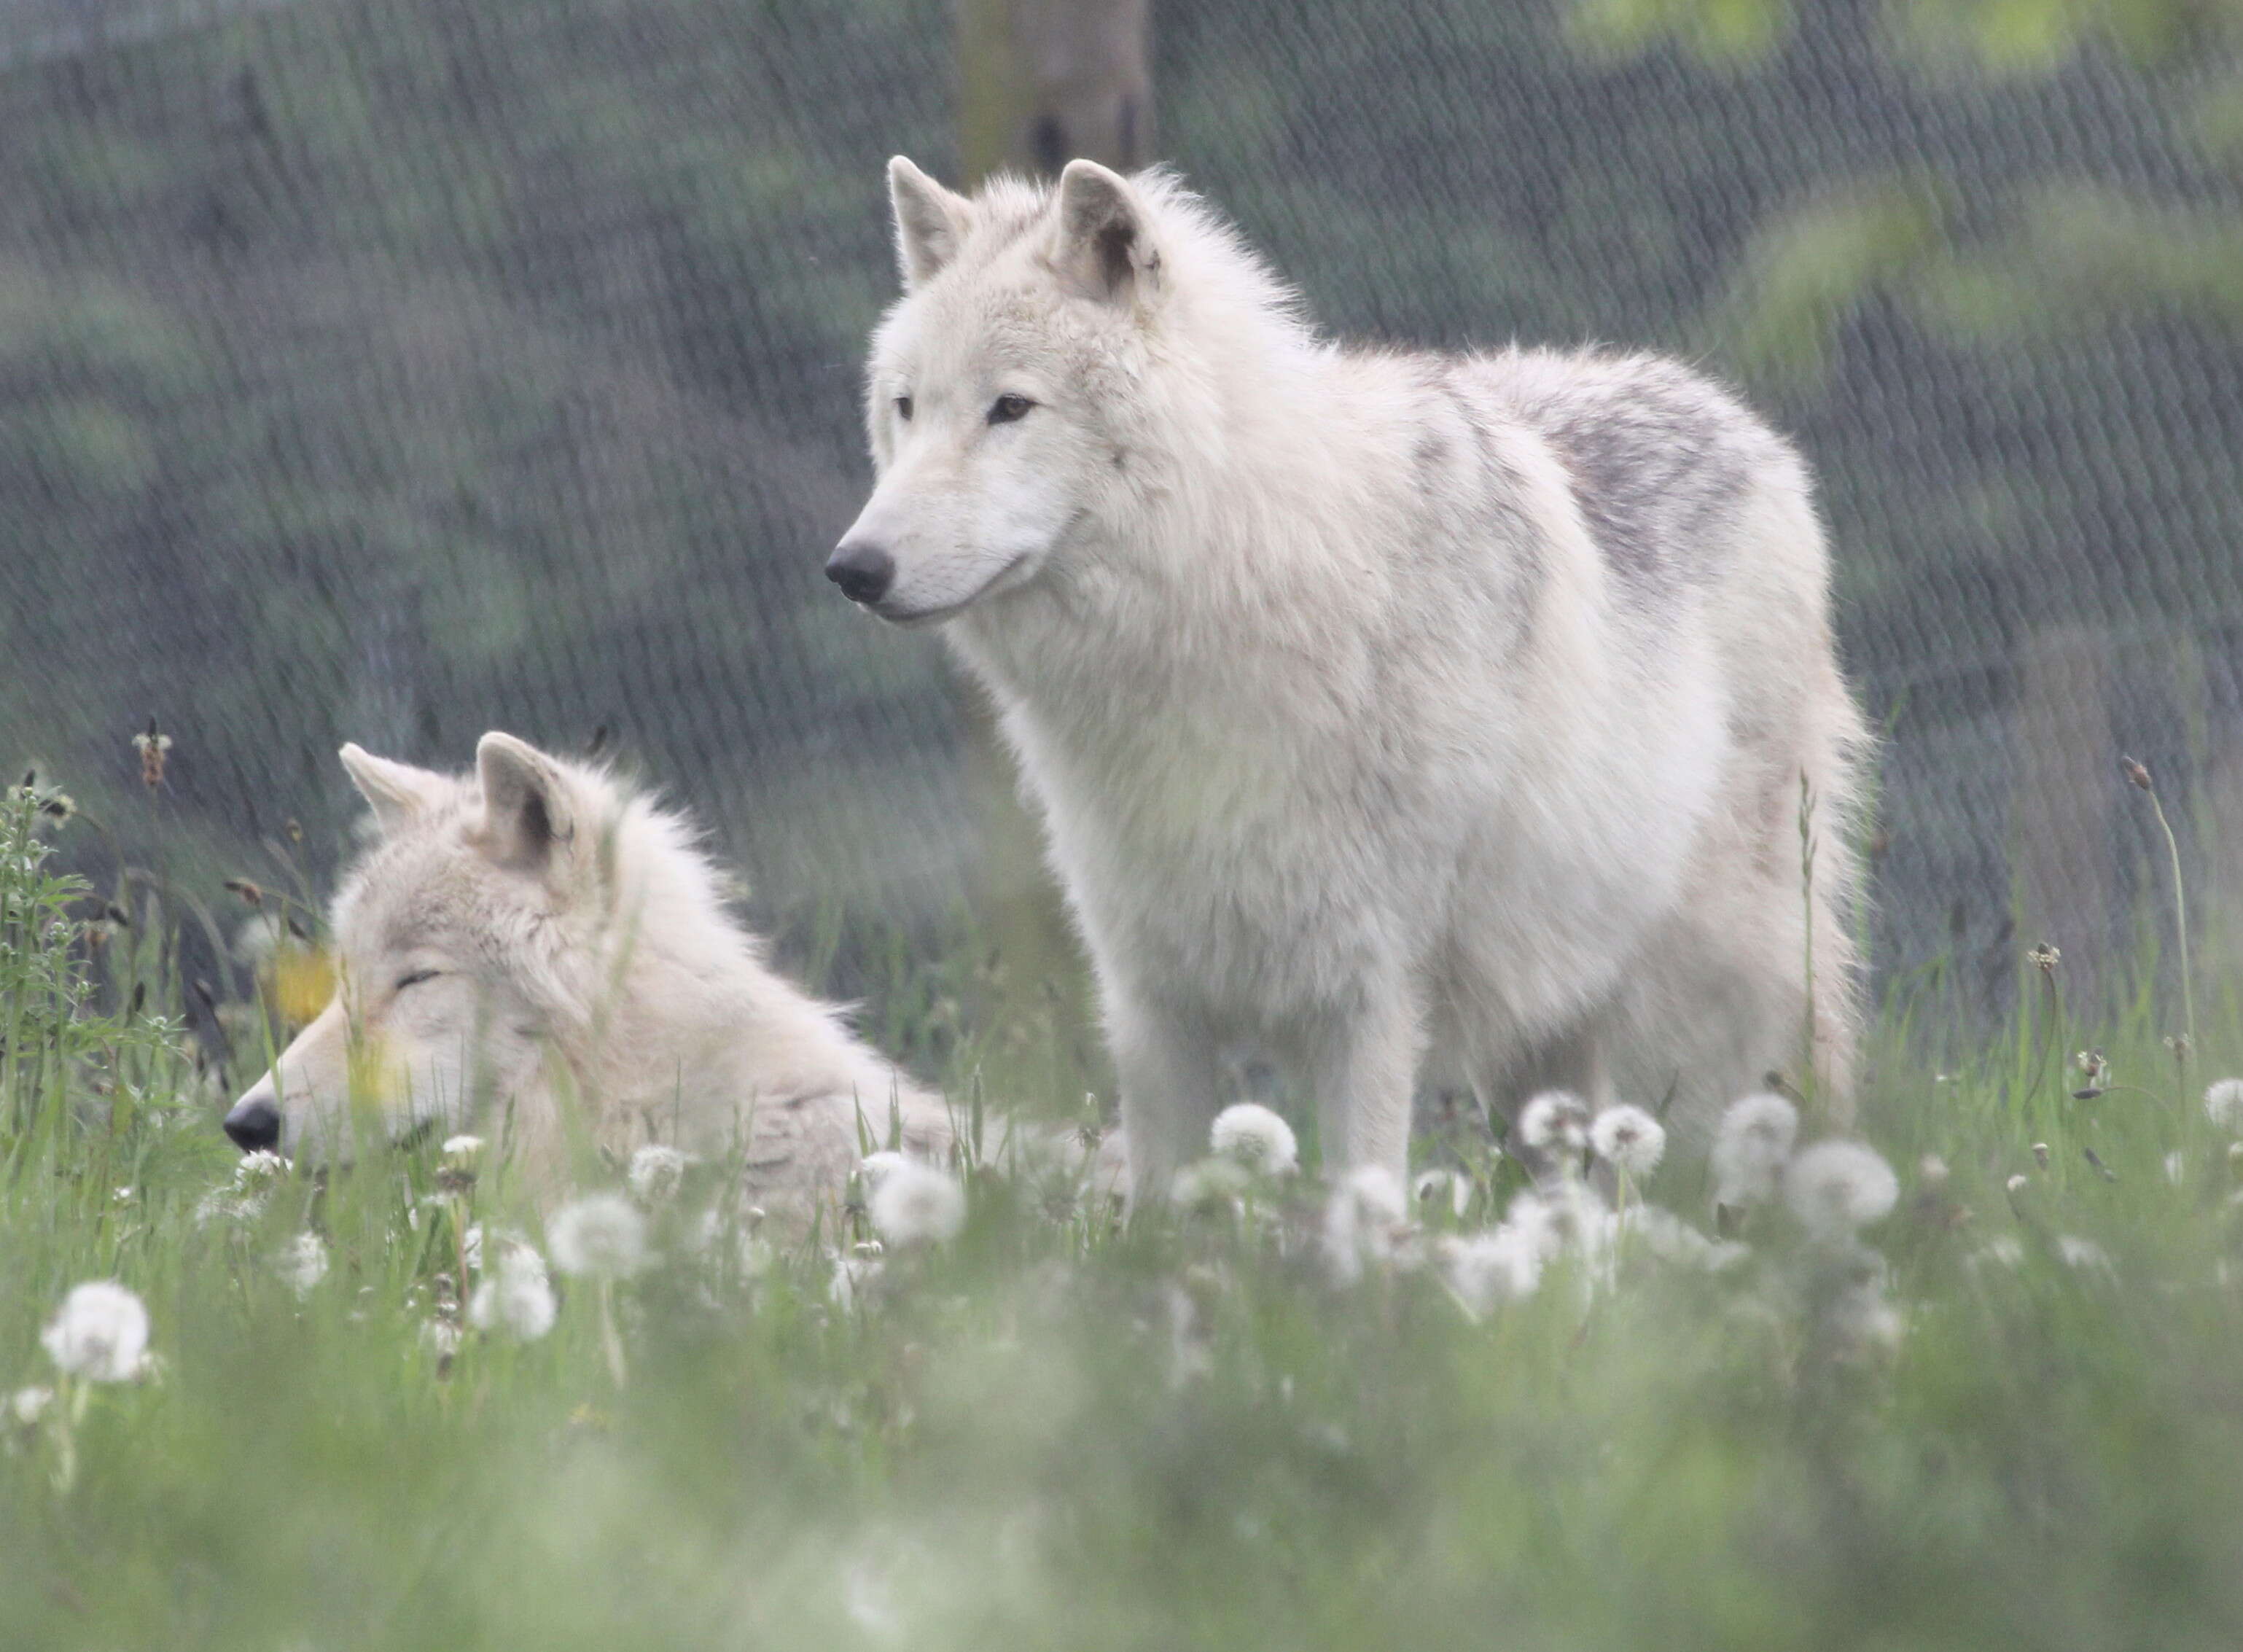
[223,1094,281,1153]
[825,539,895,607]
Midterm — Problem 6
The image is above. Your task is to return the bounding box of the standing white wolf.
[832,158,1868,1198]
[222,733,961,1218]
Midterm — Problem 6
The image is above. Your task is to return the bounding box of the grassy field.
[5,781,2243,1651]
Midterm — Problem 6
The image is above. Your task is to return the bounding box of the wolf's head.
[224,733,623,1166]
[830,157,1299,626]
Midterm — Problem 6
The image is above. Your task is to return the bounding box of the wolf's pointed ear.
[1051,159,1158,306]
[338,744,446,835]
[888,156,968,289]
[473,732,574,873]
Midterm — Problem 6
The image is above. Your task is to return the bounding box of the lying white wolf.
[223,733,959,1216]
[832,157,1868,1198]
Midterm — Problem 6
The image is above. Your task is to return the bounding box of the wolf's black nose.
[825,542,895,606]
[223,1096,281,1153]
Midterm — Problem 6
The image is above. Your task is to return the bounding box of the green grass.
[5,784,2243,1651]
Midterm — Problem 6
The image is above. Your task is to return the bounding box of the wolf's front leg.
[1303,980,1423,1189]
[1107,988,1228,1205]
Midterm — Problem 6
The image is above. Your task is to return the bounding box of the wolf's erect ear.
[1051,159,1158,306]
[888,156,969,289]
[473,732,574,874]
[338,744,447,835]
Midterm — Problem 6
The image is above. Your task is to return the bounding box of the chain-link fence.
[3,0,2237,1007]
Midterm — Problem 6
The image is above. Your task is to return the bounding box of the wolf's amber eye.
[987,393,1034,424]
[394,969,441,993]
[894,394,913,422]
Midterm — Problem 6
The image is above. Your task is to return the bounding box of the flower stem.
[597,1280,627,1390]
[2145,786,2196,1060]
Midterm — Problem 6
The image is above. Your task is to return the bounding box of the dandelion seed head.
[1968,1234,2026,1272]
[1620,1204,1747,1272]
[2204,1078,2243,1135]
[2056,1234,2113,1274]
[626,1143,694,1204]
[1209,1103,1299,1175]
[1589,1104,1666,1179]
[1782,1140,1899,1238]
[467,1242,556,1341]
[1438,1228,1542,1317]
[857,1150,911,1191]
[235,1149,290,1188]
[273,1232,328,1298]
[829,1252,884,1312]
[867,1161,967,1246]
[193,1188,266,1228]
[41,1281,150,1383]
[1711,1093,1799,1208]
[547,1193,651,1279]
[9,1386,53,1427]
[1518,1091,1591,1156]
[1171,1157,1252,1209]
[1320,1166,1411,1286]
[1826,1279,1905,1362]
[441,1134,484,1167]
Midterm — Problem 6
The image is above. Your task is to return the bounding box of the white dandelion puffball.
[41,1282,150,1383]
[2056,1234,2113,1274]
[468,1242,557,1341]
[829,1252,884,1312]
[1439,1228,1542,1317]
[1618,1205,1748,1273]
[1518,1091,1591,1156]
[1321,1165,1411,1286]
[1171,1156,1252,1209]
[868,1160,967,1246]
[273,1232,329,1298]
[1782,1139,1900,1237]
[1209,1103,1299,1175]
[1589,1105,1666,1180]
[2204,1078,2243,1135]
[9,1386,54,1426]
[547,1193,652,1279]
[235,1148,291,1188]
[857,1150,911,1191]
[1711,1092,1800,1208]
[627,1143,695,1204]
[441,1134,484,1167]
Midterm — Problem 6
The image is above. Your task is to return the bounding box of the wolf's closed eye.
[894,394,913,422]
[394,969,442,992]
[987,393,1034,424]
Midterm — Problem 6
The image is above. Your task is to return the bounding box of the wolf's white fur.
[227,733,956,1217]
[838,159,1868,1197]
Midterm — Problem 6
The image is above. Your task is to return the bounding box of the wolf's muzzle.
[824,540,895,606]
[223,1096,282,1153]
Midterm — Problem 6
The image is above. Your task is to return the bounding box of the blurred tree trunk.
[2010,626,2115,1015]
[951,0,1153,1098]
[960,0,1153,182]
